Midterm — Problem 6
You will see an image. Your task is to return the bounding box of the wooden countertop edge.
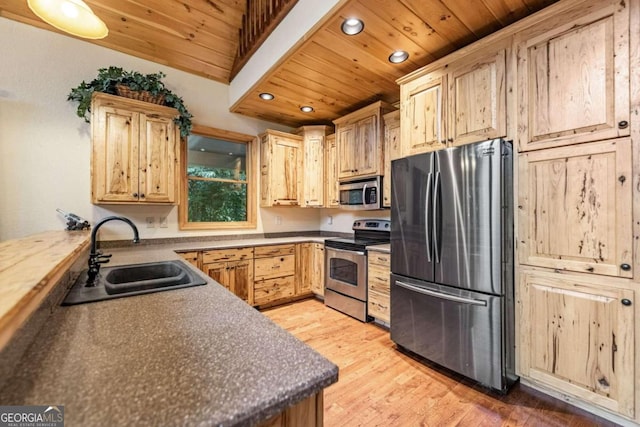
[0,232,90,351]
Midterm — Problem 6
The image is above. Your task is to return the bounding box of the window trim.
[179,124,257,230]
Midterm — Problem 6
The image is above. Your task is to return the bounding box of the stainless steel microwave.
[338,176,383,210]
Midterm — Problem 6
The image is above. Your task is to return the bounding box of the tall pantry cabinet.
[397,0,639,423]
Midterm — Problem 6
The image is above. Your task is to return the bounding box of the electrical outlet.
[159,216,168,228]
[145,217,155,228]
[275,215,282,225]
[328,215,333,225]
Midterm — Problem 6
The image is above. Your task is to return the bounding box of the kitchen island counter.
[0,242,338,426]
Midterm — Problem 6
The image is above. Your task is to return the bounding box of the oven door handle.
[326,247,365,256]
[395,281,488,306]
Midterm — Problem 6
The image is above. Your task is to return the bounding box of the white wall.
[0,18,321,241]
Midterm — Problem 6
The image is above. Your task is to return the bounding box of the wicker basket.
[115,84,165,105]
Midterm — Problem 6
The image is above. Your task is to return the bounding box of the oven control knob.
[385,223,389,228]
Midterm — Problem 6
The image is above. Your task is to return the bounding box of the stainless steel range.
[324,219,390,322]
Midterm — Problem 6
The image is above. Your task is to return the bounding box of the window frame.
[179,124,257,230]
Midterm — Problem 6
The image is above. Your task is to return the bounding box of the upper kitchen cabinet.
[399,48,507,155]
[518,138,633,278]
[333,101,396,180]
[448,49,506,146]
[383,110,401,208]
[516,1,629,151]
[295,125,333,207]
[259,130,303,207]
[324,134,339,208]
[91,92,179,204]
[399,72,446,155]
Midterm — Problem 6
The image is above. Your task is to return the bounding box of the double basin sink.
[63,260,207,305]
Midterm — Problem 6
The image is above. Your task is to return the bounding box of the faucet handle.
[95,253,112,264]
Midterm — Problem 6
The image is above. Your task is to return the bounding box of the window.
[179,125,256,229]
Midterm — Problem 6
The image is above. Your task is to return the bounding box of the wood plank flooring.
[262,298,620,427]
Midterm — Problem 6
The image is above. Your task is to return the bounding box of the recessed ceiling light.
[259,92,274,100]
[389,50,409,64]
[200,148,205,152]
[228,152,233,156]
[341,18,364,36]
[300,106,314,113]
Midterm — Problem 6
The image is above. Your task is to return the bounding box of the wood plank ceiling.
[0,0,558,128]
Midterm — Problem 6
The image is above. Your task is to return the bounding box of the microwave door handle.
[396,281,487,307]
[362,183,367,204]
[425,172,432,262]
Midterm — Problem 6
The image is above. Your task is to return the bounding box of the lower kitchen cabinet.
[367,250,390,324]
[178,251,200,269]
[254,244,296,306]
[297,242,325,297]
[202,248,254,304]
[518,268,635,419]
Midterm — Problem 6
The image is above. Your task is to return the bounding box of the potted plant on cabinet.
[67,66,193,137]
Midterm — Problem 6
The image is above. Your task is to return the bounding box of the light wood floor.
[262,298,619,427]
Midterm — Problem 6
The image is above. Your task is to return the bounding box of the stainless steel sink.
[62,260,207,305]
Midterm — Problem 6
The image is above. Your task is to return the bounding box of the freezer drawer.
[390,274,514,391]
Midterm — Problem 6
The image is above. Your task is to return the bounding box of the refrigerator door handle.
[425,172,433,262]
[433,171,441,263]
[396,281,488,307]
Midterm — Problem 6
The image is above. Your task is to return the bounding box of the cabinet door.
[302,133,325,207]
[383,111,401,207]
[448,49,506,146]
[519,269,634,417]
[92,105,140,203]
[228,259,253,304]
[401,73,446,155]
[138,114,177,203]
[311,243,325,296]
[202,262,229,290]
[178,251,200,269]
[517,3,629,151]
[259,134,271,206]
[269,134,302,206]
[324,134,339,207]
[518,138,632,278]
[367,259,390,323]
[352,115,380,177]
[337,124,357,179]
[296,243,313,295]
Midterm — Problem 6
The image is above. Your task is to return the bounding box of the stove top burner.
[324,219,390,252]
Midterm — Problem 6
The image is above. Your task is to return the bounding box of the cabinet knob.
[621,263,631,271]
[447,138,453,142]
[618,120,629,129]
[622,299,632,306]
[132,193,138,198]
[140,193,145,198]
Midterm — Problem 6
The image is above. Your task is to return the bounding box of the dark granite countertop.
[0,242,338,426]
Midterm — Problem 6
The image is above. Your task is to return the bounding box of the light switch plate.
[146,217,155,228]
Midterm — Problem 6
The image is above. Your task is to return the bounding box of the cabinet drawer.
[368,265,390,295]
[253,276,295,305]
[368,252,390,267]
[254,255,296,280]
[202,247,253,263]
[368,290,390,323]
[178,251,200,267]
[254,244,295,258]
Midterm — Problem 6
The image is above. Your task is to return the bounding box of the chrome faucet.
[86,216,140,286]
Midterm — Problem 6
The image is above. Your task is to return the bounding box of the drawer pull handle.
[621,263,631,271]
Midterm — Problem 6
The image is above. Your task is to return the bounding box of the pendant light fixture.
[27,0,109,39]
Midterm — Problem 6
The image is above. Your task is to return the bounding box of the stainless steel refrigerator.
[390,138,517,392]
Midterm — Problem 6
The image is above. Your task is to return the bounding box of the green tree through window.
[180,125,256,229]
